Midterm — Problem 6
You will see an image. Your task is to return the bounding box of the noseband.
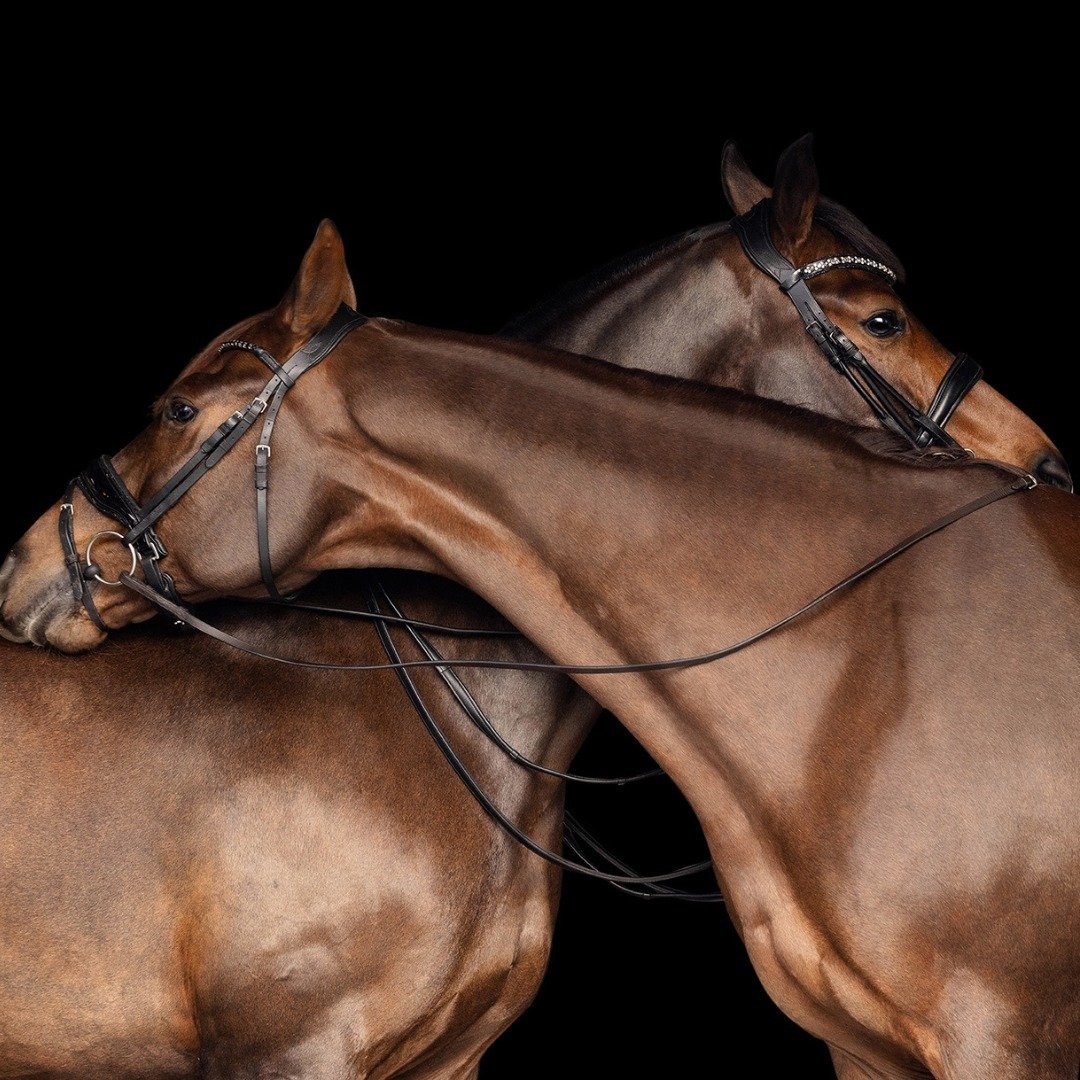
[733,199,983,449]
[60,304,368,629]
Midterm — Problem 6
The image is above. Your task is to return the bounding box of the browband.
[800,254,897,284]
[732,200,980,449]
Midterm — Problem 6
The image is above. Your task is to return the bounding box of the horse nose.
[1033,453,1074,493]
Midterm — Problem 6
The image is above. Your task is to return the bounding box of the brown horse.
[1,139,1073,1078]
[4,240,1076,1079]
[510,137,1069,490]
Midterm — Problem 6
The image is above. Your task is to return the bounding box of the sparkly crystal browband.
[799,255,897,285]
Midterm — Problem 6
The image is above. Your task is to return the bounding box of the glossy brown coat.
[0,576,585,1078]
[1,140,1074,1079]
[9,298,1078,1079]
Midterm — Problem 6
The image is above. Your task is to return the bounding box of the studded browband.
[732,199,982,450]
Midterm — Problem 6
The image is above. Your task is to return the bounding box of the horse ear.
[772,134,819,250]
[277,219,357,335]
[721,142,770,214]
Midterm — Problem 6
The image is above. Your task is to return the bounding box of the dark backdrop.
[5,98,1072,1078]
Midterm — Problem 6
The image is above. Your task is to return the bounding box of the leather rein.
[57,212,1033,897]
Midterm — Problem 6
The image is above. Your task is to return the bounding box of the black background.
[5,82,1073,1078]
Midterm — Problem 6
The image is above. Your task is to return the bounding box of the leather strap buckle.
[141,536,167,562]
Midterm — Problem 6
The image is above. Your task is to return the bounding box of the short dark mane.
[502,222,728,341]
[503,197,905,342]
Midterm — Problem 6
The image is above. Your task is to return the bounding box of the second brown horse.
[5,199,1078,1078]
[1,140,1072,1078]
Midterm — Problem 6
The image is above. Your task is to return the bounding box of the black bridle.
[732,199,983,449]
[57,293,1033,900]
[61,304,367,625]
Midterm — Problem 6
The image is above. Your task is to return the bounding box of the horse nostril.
[1033,454,1074,493]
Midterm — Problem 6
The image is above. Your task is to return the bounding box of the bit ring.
[85,531,138,587]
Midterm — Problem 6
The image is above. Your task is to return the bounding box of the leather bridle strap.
[63,306,367,628]
[116,472,1031,890]
[362,582,714,885]
[368,579,664,785]
[78,456,180,603]
[127,306,366,553]
[924,352,984,434]
[119,473,1034,677]
[732,200,982,450]
[271,595,525,638]
[247,305,367,598]
[562,816,723,902]
[115,470,1033,891]
[58,481,109,632]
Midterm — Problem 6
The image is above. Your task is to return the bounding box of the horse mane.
[502,197,906,341]
[501,223,726,341]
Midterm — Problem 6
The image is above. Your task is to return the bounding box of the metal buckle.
[1023,473,1039,490]
[829,328,860,359]
[60,503,73,512]
[85,530,139,587]
[252,396,269,415]
[142,537,166,562]
[256,444,271,460]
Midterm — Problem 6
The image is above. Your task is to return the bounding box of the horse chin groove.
[11,592,107,652]
[42,609,108,653]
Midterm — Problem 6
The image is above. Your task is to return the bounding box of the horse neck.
[319,323,994,809]
[513,223,857,418]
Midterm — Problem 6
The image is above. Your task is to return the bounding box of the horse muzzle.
[0,546,96,651]
[0,492,123,654]
[1033,452,1073,493]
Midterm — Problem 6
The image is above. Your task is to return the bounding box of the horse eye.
[166,400,198,424]
[862,310,904,338]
